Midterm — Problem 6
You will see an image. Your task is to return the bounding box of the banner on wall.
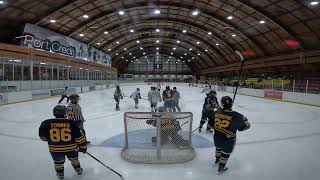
[264,91,283,100]
[21,23,112,66]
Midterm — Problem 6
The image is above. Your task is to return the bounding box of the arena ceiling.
[0,0,319,74]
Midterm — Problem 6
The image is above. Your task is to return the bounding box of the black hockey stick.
[86,152,124,180]
[232,50,245,103]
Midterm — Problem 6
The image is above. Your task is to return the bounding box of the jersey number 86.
[49,128,72,142]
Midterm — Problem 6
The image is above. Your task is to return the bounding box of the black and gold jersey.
[203,95,219,112]
[208,109,249,138]
[39,118,87,152]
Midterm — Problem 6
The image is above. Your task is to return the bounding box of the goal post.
[122,112,196,164]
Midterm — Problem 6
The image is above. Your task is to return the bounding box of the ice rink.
[0,84,320,180]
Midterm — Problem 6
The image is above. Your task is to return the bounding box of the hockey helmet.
[221,96,233,108]
[158,106,167,112]
[208,90,217,95]
[53,105,67,118]
[166,86,170,90]
[69,94,80,104]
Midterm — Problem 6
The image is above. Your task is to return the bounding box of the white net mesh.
[122,112,196,164]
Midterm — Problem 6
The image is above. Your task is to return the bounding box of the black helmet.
[173,87,177,90]
[166,86,170,90]
[221,96,233,109]
[69,94,80,104]
[53,105,67,118]
[208,90,217,96]
[137,88,140,91]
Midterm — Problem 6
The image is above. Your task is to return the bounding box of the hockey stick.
[233,50,245,103]
[86,152,124,180]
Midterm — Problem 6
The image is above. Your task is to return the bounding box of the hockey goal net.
[122,112,196,164]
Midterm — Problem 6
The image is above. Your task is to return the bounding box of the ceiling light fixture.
[177,40,180,43]
[49,19,56,23]
[232,34,236,37]
[156,40,160,43]
[154,9,161,14]
[116,41,120,44]
[310,1,319,5]
[156,29,160,32]
[208,32,212,35]
[82,14,89,19]
[173,47,176,50]
[97,42,101,45]
[156,47,159,50]
[205,49,208,52]
[259,20,265,24]
[136,40,140,43]
[124,48,127,51]
[216,43,219,46]
[192,10,199,16]
[140,47,143,50]
[196,41,200,44]
[0,1,4,5]
[108,49,111,51]
[79,34,84,37]
[182,30,187,33]
[227,16,233,20]
[189,48,192,51]
[118,10,125,15]
[129,29,134,33]
[104,31,108,34]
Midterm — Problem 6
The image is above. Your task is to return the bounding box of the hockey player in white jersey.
[148,86,162,112]
[130,88,142,109]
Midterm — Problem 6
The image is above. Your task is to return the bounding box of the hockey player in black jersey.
[39,105,87,179]
[198,90,220,133]
[67,94,90,144]
[208,96,250,174]
[58,87,69,104]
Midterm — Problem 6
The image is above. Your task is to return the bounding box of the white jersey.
[148,90,161,103]
[130,90,141,99]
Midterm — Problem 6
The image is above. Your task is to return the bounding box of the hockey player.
[148,86,162,112]
[114,85,123,111]
[201,85,209,93]
[130,88,142,109]
[147,106,189,148]
[162,86,175,112]
[39,105,87,179]
[157,84,161,91]
[67,94,90,144]
[58,87,69,104]
[172,87,181,112]
[198,90,220,133]
[208,96,251,173]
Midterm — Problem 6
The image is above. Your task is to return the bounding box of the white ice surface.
[0,84,320,180]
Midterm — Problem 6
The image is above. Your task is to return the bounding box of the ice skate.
[217,166,228,174]
[56,172,64,179]
[75,167,83,175]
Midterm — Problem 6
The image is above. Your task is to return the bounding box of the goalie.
[146,107,190,148]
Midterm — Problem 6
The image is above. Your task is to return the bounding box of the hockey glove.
[79,147,87,154]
